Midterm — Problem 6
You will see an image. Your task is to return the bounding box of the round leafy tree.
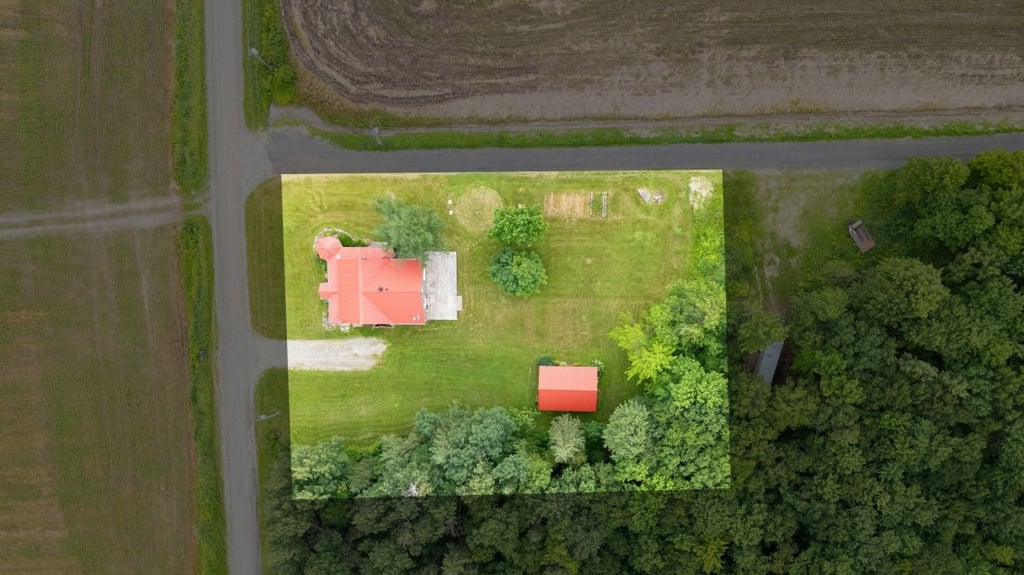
[488,247,548,297]
[372,196,444,260]
[487,205,548,247]
[737,308,788,354]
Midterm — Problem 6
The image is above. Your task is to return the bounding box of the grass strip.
[254,369,290,575]
[178,217,227,575]
[242,0,298,129]
[311,120,1024,152]
[245,178,287,338]
[172,0,208,196]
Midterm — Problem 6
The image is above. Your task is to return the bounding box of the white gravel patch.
[688,176,715,210]
[286,338,387,371]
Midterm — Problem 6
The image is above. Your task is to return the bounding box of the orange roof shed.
[537,365,598,412]
[316,237,425,326]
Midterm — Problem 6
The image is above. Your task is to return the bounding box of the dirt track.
[282,0,1024,121]
[0,197,189,240]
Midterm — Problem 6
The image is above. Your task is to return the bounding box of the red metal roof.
[316,237,425,326]
[537,366,598,412]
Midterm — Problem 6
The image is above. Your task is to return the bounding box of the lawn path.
[285,338,387,371]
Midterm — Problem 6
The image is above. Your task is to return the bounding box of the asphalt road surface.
[205,6,1024,575]
[268,128,1024,173]
[204,1,273,574]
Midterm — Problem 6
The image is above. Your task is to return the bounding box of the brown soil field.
[282,0,1024,121]
[543,192,590,219]
[0,2,196,574]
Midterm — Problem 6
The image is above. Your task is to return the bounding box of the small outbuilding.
[754,340,784,384]
[537,365,598,412]
[847,219,876,253]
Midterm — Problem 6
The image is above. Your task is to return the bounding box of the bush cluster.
[487,205,548,297]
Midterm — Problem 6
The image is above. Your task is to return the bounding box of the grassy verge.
[172,0,208,196]
[310,120,1024,152]
[245,177,287,338]
[242,0,298,129]
[722,170,765,309]
[178,217,227,575]
[254,369,290,575]
[266,171,724,446]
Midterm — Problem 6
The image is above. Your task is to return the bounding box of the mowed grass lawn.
[273,171,721,446]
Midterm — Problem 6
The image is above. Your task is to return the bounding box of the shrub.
[488,247,548,297]
[487,205,548,247]
[335,232,367,247]
[537,356,555,367]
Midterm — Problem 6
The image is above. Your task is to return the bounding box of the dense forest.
[262,151,1023,574]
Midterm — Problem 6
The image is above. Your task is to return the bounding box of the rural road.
[205,5,1024,575]
[268,127,1024,173]
[205,0,273,574]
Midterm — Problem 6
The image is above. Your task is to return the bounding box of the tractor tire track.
[0,197,192,241]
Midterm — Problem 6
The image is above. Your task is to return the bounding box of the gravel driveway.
[285,338,387,371]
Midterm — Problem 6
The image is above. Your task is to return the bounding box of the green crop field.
[0,230,197,574]
[0,2,207,573]
[255,171,723,446]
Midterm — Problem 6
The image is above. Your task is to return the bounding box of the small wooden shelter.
[847,219,876,253]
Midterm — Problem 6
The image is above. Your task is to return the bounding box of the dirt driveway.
[285,338,387,370]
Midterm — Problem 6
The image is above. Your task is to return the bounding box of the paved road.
[204,1,275,574]
[268,128,1024,173]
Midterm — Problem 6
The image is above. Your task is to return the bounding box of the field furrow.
[281,0,1024,121]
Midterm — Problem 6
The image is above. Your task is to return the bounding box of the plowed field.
[282,0,1024,121]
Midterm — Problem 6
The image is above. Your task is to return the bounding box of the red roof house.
[315,236,426,326]
[537,366,598,412]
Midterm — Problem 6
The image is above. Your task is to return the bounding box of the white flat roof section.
[755,340,784,383]
[423,251,462,321]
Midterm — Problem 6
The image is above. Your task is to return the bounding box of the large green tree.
[548,414,586,466]
[487,247,548,296]
[487,204,548,247]
[602,399,652,466]
[736,308,787,354]
[291,436,350,500]
[372,196,445,260]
